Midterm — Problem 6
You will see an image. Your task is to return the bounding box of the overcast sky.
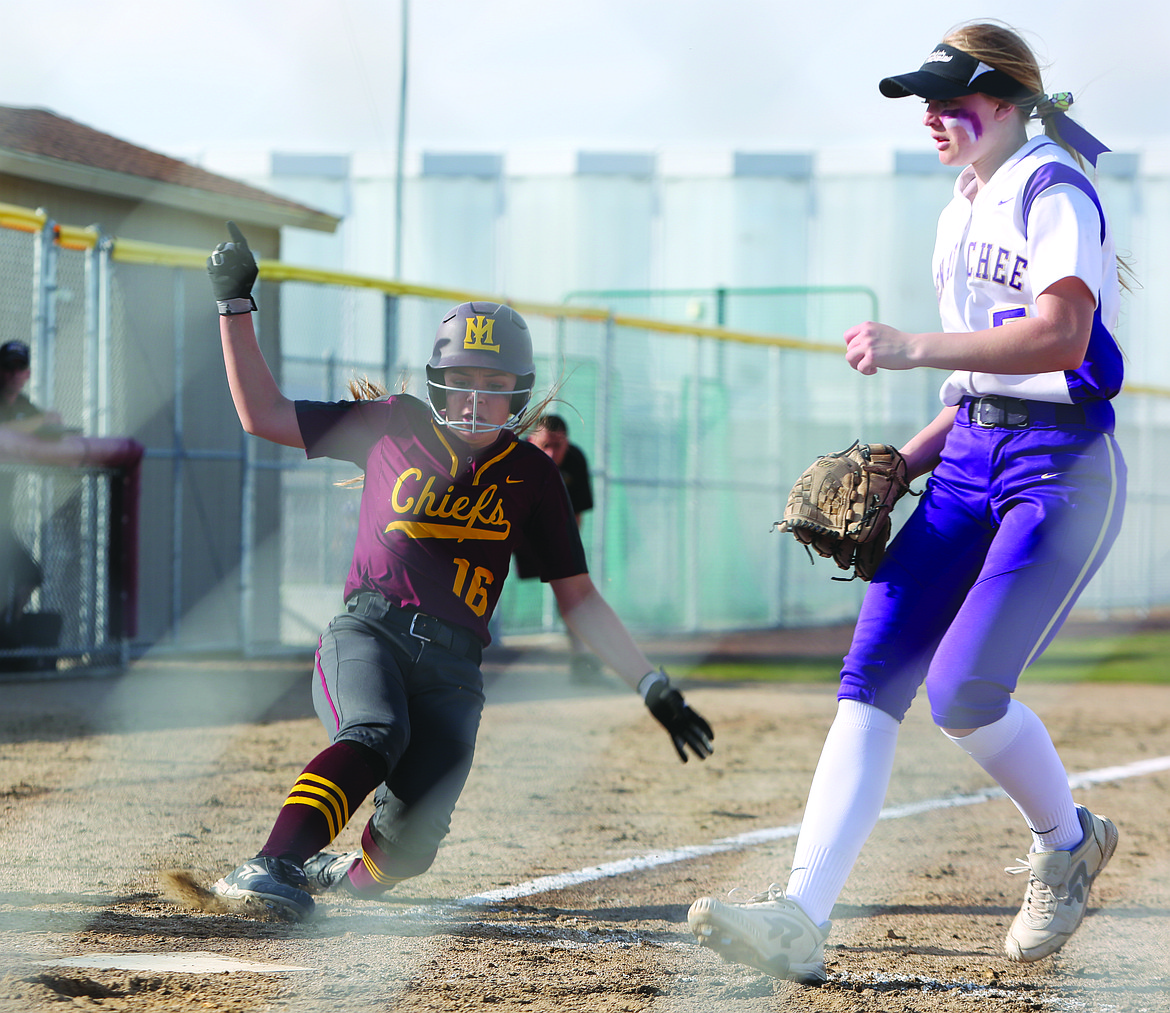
[5,0,1165,169]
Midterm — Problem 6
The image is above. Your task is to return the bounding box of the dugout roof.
[0,105,339,233]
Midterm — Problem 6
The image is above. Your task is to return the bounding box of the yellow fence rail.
[1,200,841,355]
[4,199,1160,392]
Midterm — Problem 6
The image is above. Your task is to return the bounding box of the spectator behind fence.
[511,414,605,684]
[0,340,63,661]
[0,340,144,669]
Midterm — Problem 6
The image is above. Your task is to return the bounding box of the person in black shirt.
[512,414,604,683]
[0,340,62,651]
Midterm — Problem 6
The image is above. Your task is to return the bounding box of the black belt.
[961,395,1110,431]
[344,592,482,663]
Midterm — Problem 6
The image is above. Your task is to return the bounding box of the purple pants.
[839,406,1126,729]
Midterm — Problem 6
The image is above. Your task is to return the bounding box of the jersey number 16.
[452,557,494,616]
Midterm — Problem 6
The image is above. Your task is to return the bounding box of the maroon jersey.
[296,394,586,643]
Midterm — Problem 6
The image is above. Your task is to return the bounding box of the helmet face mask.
[429,375,535,435]
[426,302,536,434]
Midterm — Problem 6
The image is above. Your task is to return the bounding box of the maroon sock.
[259,741,383,863]
[345,821,437,896]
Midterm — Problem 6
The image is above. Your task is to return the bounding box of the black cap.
[880,43,1033,106]
[0,340,30,369]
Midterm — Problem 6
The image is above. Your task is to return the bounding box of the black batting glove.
[641,669,714,763]
[207,221,258,314]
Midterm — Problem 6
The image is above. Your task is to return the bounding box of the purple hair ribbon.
[1033,92,1111,168]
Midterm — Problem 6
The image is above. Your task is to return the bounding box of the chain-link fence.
[3,200,1169,673]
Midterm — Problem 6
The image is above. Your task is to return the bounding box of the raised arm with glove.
[207,221,258,316]
[207,222,303,449]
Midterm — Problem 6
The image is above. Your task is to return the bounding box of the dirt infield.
[1,624,1168,1012]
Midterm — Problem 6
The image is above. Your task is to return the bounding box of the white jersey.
[933,137,1123,406]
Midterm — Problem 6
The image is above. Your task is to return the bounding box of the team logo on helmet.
[463,316,500,354]
[425,301,536,435]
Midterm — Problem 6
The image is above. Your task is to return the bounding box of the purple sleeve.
[1021,163,1105,243]
[295,399,391,467]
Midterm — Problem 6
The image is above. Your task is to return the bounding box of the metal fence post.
[685,335,701,631]
[97,232,120,665]
[28,216,61,611]
[384,293,399,379]
[172,267,186,644]
[95,234,113,436]
[80,229,105,649]
[240,310,256,655]
[31,214,58,406]
[595,313,615,591]
[326,350,337,401]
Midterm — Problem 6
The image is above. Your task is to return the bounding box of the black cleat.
[303,850,361,894]
[211,856,314,921]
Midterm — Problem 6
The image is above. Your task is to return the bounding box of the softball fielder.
[689,21,1126,982]
[205,225,713,920]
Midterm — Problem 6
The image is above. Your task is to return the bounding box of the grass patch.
[1026,629,1170,684]
[681,659,840,684]
[679,628,1170,686]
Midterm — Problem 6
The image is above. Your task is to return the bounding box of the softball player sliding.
[690,21,1126,983]
[205,225,713,921]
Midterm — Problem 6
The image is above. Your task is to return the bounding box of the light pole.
[393,0,409,279]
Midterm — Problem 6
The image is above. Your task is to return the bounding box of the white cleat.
[1004,805,1118,962]
[687,885,830,985]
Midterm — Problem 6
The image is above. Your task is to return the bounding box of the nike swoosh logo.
[506,477,523,484]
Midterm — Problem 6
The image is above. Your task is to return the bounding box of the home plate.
[43,952,314,973]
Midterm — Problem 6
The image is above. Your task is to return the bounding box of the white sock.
[942,699,1081,852]
[785,700,900,926]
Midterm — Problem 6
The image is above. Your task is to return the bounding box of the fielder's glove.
[774,441,917,581]
[640,669,714,763]
[207,221,258,315]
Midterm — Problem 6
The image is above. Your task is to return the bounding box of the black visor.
[879,43,1033,106]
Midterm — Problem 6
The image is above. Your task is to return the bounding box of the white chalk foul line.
[43,952,314,973]
[457,753,1170,906]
